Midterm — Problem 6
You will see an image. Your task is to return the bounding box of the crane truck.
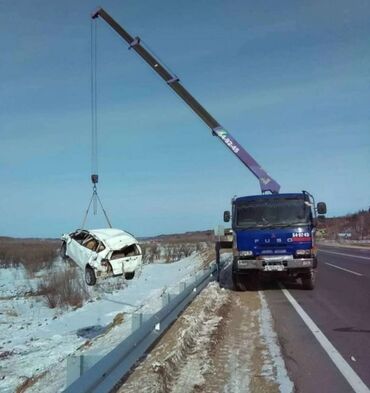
[91,8,327,290]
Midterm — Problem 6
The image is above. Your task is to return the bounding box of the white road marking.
[280,285,370,393]
[325,263,363,276]
[319,249,370,260]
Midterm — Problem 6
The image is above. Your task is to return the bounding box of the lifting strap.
[81,180,112,229]
[81,18,112,229]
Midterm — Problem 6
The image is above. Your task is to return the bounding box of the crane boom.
[92,8,280,194]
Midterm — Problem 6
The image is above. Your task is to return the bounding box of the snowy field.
[0,253,204,393]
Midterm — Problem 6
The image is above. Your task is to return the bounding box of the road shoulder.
[117,280,293,393]
[264,287,356,393]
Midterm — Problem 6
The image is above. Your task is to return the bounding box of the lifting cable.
[81,18,112,229]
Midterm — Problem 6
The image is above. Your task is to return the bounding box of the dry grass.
[0,237,59,273]
[145,230,215,243]
[15,371,47,393]
[139,229,215,264]
[104,312,125,335]
[0,350,14,360]
[141,240,212,264]
[37,267,89,309]
[199,249,216,269]
[323,210,370,240]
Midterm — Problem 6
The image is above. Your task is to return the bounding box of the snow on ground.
[258,291,294,393]
[119,265,294,393]
[0,265,40,298]
[0,253,204,393]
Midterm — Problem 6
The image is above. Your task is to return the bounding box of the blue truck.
[224,192,326,290]
[91,9,327,289]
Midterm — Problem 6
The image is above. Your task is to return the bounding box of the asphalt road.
[265,245,370,393]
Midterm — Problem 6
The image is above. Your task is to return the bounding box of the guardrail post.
[131,313,143,332]
[162,292,171,307]
[66,356,83,387]
[215,241,221,282]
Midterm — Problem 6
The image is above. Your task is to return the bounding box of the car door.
[67,231,92,270]
[80,234,100,269]
[66,231,86,267]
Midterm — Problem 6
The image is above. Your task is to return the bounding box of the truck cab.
[224,191,326,290]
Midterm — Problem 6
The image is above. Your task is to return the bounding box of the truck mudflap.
[235,256,315,271]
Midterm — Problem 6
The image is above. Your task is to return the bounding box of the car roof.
[88,228,138,249]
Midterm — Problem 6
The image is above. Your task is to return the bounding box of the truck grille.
[262,261,288,267]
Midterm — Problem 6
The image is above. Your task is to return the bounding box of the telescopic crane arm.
[92,8,280,194]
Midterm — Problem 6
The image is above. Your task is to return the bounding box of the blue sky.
[0,0,369,238]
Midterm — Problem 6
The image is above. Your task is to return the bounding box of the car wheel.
[125,272,135,280]
[85,266,97,286]
[60,242,67,260]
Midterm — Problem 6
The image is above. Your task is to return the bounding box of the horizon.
[0,206,368,240]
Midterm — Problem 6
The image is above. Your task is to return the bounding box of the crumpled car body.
[61,228,142,285]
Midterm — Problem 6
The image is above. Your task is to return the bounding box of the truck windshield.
[235,198,311,229]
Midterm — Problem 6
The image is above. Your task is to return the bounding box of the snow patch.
[258,291,294,393]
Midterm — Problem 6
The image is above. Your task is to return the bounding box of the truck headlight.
[240,250,253,257]
[295,249,311,256]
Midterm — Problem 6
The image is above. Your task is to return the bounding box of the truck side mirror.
[317,202,327,215]
[223,211,230,222]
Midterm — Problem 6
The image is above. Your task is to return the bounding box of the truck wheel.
[245,270,260,291]
[302,269,315,290]
[125,272,135,280]
[85,266,97,286]
[232,271,246,291]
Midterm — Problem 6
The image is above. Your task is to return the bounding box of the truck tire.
[302,269,315,290]
[245,270,260,291]
[232,271,246,291]
[85,266,97,286]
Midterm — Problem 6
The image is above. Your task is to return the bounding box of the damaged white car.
[61,228,142,286]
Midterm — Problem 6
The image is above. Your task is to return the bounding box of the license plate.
[264,265,284,272]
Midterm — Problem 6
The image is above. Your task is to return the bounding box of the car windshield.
[235,197,311,229]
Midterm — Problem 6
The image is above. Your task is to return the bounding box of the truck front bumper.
[235,256,315,271]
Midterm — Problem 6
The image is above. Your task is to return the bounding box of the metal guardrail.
[64,263,217,393]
